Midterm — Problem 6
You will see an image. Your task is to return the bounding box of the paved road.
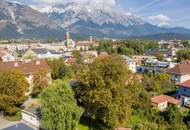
[0,117,19,129]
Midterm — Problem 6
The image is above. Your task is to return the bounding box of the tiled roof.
[166,63,190,75]
[179,80,190,89]
[151,95,180,105]
[0,60,51,75]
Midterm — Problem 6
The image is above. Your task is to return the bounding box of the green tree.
[40,80,83,130]
[0,70,29,115]
[75,55,134,129]
[47,59,72,79]
[31,70,50,97]
[176,50,190,62]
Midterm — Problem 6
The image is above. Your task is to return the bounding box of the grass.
[78,123,89,130]
[5,111,22,121]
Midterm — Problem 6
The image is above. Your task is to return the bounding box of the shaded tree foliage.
[31,69,50,97]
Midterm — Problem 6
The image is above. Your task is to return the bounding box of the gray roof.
[3,123,34,130]
[32,49,62,55]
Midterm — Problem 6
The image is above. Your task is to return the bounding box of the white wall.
[22,111,40,127]
[158,102,168,111]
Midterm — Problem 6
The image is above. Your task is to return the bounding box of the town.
[0,31,190,130]
[1,0,190,130]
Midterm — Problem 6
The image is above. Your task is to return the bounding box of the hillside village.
[0,33,190,130]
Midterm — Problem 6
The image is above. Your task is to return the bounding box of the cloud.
[148,14,171,27]
[33,0,117,6]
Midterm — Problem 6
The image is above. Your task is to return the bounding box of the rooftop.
[166,63,190,75]
[0,60,50,75]
[151,95,180,105]
[179,80,190,89]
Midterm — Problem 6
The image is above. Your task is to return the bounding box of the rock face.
[44,1,190,38]
[0,0,65,39]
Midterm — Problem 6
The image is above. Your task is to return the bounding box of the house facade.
[122,55,136,73]
[151,95,180,111]
[166,62,190,84]
[177,80,190,107]
[0,51,15,62]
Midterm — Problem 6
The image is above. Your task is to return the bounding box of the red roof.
[166,63,190,75]
[0,60,51,75]
[179,80,190,89]
[151,95,180,105]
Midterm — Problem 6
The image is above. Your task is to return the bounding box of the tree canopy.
[0,70,29,115]
[75,55,148,129]
[31,69,50,97]
[47,59,72,79]
[40,80,83,130]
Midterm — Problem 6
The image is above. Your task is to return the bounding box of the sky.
[7,0,190,28]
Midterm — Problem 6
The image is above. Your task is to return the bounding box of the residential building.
[151,95,180,111]
[0,51,15,62]
[177,80,190,107]
[0,60,51,94]
[122,55,136,73]
[166,62,190,84]
[32,49,63,59]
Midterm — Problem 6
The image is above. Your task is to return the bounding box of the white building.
[123,55,136,73]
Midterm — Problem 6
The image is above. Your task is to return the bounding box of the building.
[177,80,190,107]
[0,51,15,62]
[22,106,40,127]
[151,95,180,111]
[32,49,63,59]
[0,60,51,94]
[132,55,156,65]
[123,55,136,73]
[166,62,190,84]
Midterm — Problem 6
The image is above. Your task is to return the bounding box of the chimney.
[36,60,40,65]
[14,62,18,67]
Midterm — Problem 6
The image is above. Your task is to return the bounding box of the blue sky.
[7,0,190,28]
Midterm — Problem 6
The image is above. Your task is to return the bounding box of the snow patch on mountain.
[39,2,145,29]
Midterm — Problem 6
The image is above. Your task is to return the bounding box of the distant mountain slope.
[132,33,190,40]
[44,2,190,39]
[0,0,190,40]
[0,0,66,39]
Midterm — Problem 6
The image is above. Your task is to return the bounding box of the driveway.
[0,117,19,129]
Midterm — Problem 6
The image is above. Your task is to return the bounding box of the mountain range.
[0,0,190,40]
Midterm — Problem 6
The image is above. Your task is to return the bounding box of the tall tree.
[40,80,83,130]
[0,70,29,115]
[75,55,134,129]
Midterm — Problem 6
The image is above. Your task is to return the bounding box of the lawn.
[78,123,89,130]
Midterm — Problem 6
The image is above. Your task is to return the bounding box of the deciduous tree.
[40,80,83,130]
[0,70,29,115]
